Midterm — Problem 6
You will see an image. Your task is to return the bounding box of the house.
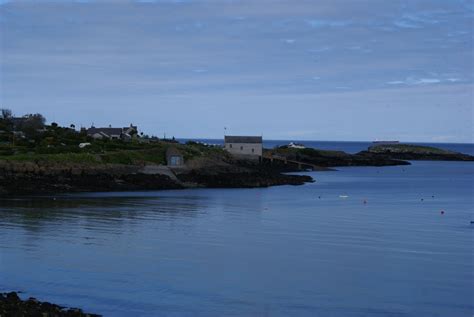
[166,147,184,166]
[288,142,305,149]
[122,124,138,140]
[224,135,263,159]
[87,127,123,140]
[86,124,138,140]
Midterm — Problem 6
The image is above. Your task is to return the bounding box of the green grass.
[0,152,99,164]
[0,142,228,166]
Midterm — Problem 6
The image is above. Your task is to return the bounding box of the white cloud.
[414,78,441,84]
[394,20,419,29]
[306,19,351,28]
[387,75,468,87]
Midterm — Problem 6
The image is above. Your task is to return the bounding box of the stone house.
[224,135,263,159]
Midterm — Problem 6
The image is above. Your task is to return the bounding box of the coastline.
[0,160,314,195]
[2,142,474,195]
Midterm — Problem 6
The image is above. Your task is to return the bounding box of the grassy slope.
[0,142,227,166]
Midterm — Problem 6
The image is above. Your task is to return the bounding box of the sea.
[0,141,473,316]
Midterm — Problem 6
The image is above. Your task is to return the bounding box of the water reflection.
[0,194,206,237]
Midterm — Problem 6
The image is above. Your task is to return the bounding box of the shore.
[0,292,100,317]
[1,143,472,195]
[0,159,314,195]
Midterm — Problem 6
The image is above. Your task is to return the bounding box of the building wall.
[224,142,263,157]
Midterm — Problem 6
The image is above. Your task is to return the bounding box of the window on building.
[251,148,254,153]
[229,144,232,148]
[240,146,243,150]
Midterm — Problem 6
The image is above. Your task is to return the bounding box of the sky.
[0,0,473,142]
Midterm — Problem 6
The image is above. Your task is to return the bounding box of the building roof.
[87,128,123,136]
[224,136,262,144]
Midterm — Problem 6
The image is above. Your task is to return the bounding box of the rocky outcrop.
[360,144,474,161]
[0,162,183,195]
[0,160,313,195]
[0,292,100,317]
[265,148,410,168]
[176,166,313,188]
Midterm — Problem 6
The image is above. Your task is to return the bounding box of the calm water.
[1,143,473,316]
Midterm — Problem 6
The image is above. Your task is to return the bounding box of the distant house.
[86,124,138,140]
[166,147,184,166]
[87,127,123,140]
[224,135,263,159]
[122,124,138,140]
[288,142,305,149]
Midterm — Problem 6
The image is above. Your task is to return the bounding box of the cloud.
[386,76,465,86]
[305,19,351,28]
[393,11,447,29]
[1,0,473,142]
[308,47,331,53]
[394,20,419,29]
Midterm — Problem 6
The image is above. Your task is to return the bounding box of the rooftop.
[224,136,262,144]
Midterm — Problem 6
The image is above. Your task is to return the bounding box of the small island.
[361,143,474,161]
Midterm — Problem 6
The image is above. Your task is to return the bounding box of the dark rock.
[0,292,101,317]
[265,147,410,168]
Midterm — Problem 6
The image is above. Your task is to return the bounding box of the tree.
[1,108,12,119]
[0,109,13,132]
[20,113,46,139]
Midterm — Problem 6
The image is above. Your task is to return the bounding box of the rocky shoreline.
[0,160,313,195]
[0,292,100,317]
[1,144,472,195]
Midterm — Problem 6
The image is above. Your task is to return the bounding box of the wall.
[224,142,262,158]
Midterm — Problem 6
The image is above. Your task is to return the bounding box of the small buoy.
[440,210,445,215]
[363,199,367,204]
[318,196,321,199]
[421,198,424,201]
[432,195,435,198]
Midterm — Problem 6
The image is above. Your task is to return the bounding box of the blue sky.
[1,0,473,142]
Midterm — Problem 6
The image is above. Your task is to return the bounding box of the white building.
[224,136,263,160]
